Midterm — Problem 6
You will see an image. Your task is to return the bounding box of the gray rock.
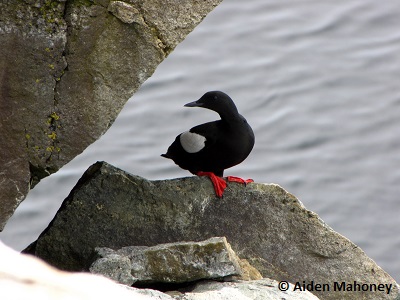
[0,0,223,230]
[90,237,243,284]
[90,253,137,286]
[175,279,321,300]
[24,161,400,300]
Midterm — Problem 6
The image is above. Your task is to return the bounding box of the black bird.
[161,91,255,198]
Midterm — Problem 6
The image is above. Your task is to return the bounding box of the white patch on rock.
[180,131,206,153]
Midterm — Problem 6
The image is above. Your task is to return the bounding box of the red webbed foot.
[226,176,254,186]
[196,171,227,198]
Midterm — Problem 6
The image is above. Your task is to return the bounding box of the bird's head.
[184,91,239,117]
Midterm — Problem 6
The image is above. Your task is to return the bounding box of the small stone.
[91,237,243,284]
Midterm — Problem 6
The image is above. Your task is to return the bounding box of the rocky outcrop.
[24,161,400,300]
[90,237,245,285]
[0,0,223,230]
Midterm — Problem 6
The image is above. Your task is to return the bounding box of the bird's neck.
[218,107,240,122]
[219,113,245,129]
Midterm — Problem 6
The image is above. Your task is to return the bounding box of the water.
[1,0,400,282]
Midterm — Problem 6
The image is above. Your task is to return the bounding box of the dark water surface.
[1,0,400,281]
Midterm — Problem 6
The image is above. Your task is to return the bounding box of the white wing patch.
[180,131,206,153]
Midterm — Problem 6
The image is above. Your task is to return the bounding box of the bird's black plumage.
[161,91,255,177]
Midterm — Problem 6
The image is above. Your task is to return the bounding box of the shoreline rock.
[24,161,399,300]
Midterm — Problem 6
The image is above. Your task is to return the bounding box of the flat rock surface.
[25,161,400,300]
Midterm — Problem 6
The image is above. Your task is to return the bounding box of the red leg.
[196,171,227,198]
[226,176,254,185]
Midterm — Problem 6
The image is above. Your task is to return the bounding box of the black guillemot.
[161,91,255,198]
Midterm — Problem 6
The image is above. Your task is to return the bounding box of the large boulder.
[24,161,400,300]
[0,0,223,230]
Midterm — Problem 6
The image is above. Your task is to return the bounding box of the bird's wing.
[189,121,221,148]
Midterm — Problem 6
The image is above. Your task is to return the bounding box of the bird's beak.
[184,99,203,107]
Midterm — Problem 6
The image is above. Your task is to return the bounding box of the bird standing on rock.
[161,91,255,198]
